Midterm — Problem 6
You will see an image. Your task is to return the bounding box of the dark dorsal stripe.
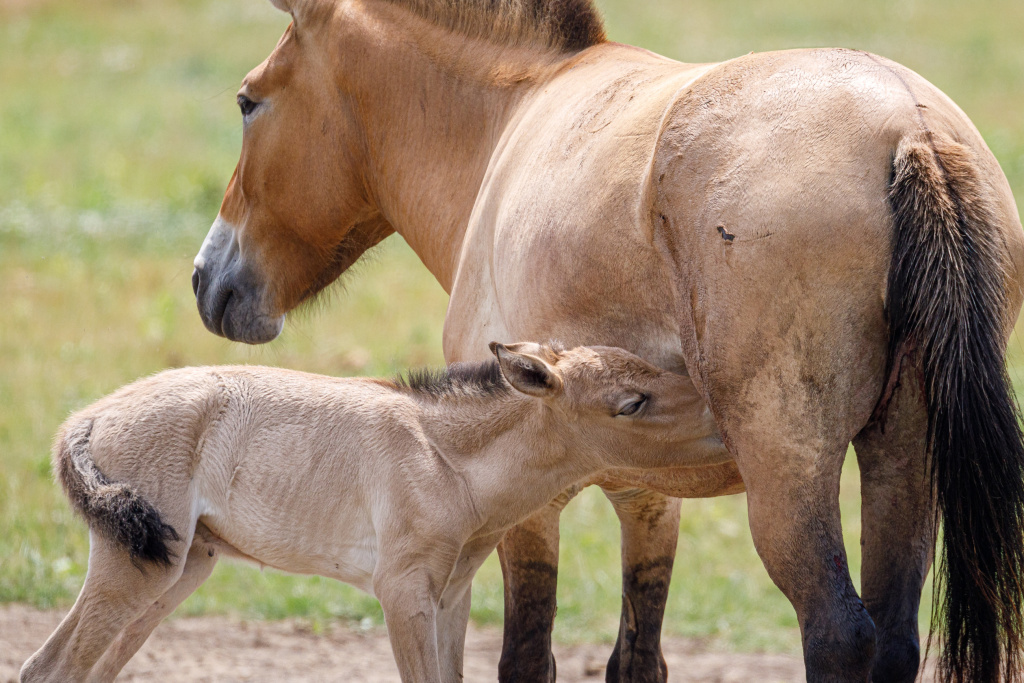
[396,360,509,399]
[382,0,606,52]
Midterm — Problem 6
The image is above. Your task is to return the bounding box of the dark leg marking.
[607,557,674,683]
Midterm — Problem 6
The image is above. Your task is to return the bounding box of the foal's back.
[73,366,418,492]
[188,367,428,583]
[68,365,432,585]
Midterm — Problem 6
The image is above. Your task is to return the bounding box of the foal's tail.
[885,132,1024,682]
[55,418,178,566]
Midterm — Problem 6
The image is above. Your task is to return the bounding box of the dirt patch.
[1,603,808,682]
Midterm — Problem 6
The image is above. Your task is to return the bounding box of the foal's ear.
[490,342,563,398]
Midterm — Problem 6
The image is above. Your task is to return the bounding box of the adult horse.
[191,0,1024,681]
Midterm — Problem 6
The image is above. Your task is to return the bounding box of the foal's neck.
[337,1,575,291]
[415,386,598,483]
[415,384,540,456]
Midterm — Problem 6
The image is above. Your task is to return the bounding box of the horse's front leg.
[601,486,681,683]
[497,485,580,683]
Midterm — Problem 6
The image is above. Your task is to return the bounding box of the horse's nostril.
[191,268,201,297]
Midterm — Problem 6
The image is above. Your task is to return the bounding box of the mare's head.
[192,0,393,343]
[193,0,606,344]
[491,342,716,465]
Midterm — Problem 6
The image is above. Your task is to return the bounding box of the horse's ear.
[490,342,563,398]
[268,0,318,23]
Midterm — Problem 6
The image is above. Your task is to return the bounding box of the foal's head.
[492,343,713,463]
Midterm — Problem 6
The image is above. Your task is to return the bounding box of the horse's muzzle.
[193,217,285,344]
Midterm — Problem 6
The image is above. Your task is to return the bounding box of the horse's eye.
[237,94,260,118]
[615,395,648,418]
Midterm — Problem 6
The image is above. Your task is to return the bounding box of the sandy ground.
[1,603,810,682]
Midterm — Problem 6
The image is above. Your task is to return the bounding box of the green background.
[2,0,1023,653]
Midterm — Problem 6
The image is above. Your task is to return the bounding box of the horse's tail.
[55,418,178,566]
[885,132,1024,682]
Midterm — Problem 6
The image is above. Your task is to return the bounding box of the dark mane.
[382,0,605,52]
[395,359,509,399]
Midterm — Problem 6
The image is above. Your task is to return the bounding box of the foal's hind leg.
[602,486,681,683]
[852,371,933,683]
[19,531,188,683]
[88,535,220,681]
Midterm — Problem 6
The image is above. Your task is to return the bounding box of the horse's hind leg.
[700,325,884,681]
[731,423,876,682]
[19,530,188,683]
[852,370,933,683]
[88,534,220,681]
[602,486,681,683]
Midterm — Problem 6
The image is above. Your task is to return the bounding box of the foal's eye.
[237,94,260,118]
[615,395,648,417]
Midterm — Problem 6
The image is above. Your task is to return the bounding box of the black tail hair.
[886,132,1024,682]
[55,419,179,567]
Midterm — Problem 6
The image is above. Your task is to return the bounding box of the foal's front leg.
[378,574,442,682]
[376,548,460,683]
[435,584,473,681]
[435,536,503,680]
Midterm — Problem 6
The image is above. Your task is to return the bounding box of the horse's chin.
[195,275,285,344]
[221,306,285,344]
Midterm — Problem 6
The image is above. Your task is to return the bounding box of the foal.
[21,342,721,682]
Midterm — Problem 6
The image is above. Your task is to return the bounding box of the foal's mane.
[395,360,510,400]
[382,0,606,52]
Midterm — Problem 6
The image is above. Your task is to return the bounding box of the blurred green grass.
[1,0,1023,655]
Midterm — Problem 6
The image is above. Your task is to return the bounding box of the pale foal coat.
[20,343,719,683]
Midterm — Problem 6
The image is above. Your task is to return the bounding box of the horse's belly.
[588,460,745,498]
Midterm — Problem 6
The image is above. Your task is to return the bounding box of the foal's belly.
[196,504,379,595]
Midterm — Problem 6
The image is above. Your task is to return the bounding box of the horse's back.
[651,47,1023,432]
[454,44,1023,402]
[462,43,1023,424]
[652,47,1022,286]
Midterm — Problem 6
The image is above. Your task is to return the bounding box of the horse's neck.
[343,1,572,291]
